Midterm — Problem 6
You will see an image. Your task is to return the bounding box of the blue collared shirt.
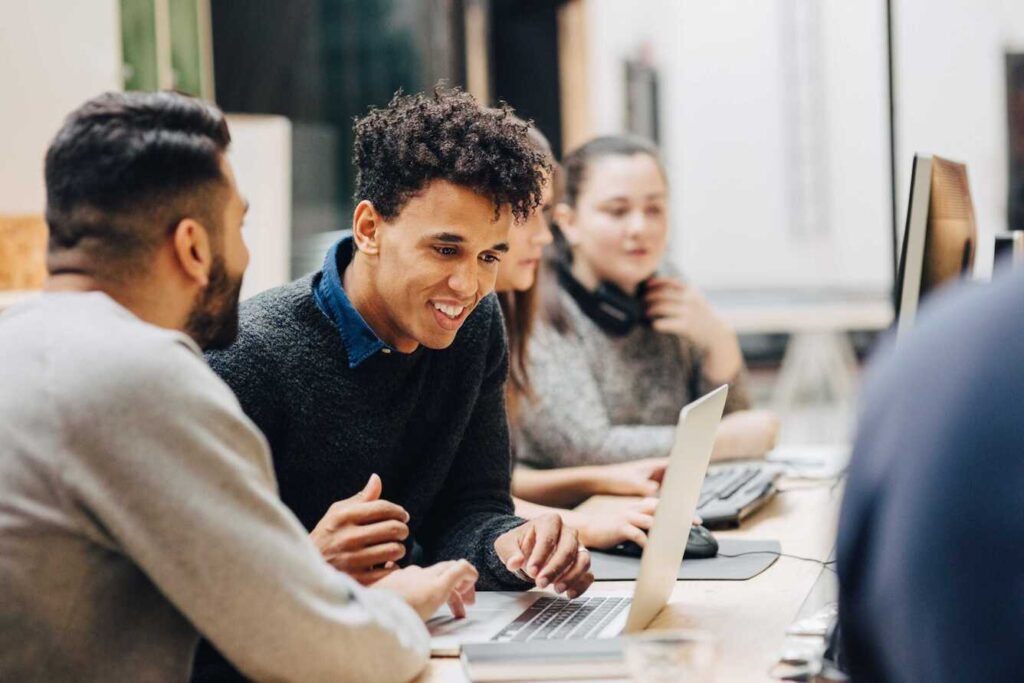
[311,234,395,368]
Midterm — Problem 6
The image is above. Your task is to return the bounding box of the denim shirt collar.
[311,234,394,368]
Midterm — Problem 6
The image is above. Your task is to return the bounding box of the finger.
[438,558,479,583]
[645,301,688,320]
[640,459,669,482]
[345,519,410,548]
[438,560,479,605]
[424,560,456,575]
[625,512,656,531]
[339,473,382,505]
[553,548,593,597]
[344,499,410,525]
[526,518,561,580]
[534,527,579,589]
[644,276,685,292]
[643,287,686,305]
[620,524,648,547]
[564,569,595,600]
[333,542,407,570]
[454,574,477,607]
[631,498,659,515]
[358,566,399,585]
[630,477,661,496]
[506,524,535,572]
[359,473,383,501]
[447,589,467,618]
[609,477,658,497]
[460,580,477,607]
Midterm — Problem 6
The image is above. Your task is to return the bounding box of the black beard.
[184,255,243,350]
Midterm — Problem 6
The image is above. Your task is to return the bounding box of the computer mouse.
[686,524,719,559]
[607,525,719,560]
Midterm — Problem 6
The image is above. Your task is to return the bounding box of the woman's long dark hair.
[499,124,558,425]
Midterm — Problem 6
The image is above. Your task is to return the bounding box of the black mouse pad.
[589,538,782,581]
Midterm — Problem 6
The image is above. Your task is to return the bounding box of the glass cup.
[624,629,718,683]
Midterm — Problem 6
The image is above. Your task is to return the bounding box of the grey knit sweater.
[0,293,428,683]
[516,287,750,468]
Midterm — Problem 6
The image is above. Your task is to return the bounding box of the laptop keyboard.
[491,596,632,642]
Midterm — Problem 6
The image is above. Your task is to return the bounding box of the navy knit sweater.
[207,274,528,587]
[192,273,529,681]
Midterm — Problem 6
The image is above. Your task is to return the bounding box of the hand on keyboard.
[373,559,478,620]
[495,513,595,598]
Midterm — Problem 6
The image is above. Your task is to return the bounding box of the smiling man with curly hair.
[192,88,593,681]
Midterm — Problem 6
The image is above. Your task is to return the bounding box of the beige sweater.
[0,293,428,683]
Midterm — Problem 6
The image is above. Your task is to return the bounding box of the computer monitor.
[895,154,977,337]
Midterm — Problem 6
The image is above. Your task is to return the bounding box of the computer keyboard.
[697,462,782,529]
[491,596,631,642]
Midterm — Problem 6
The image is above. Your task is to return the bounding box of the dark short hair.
[352,86,548,222]
[45,91,231,277]
[561,134,665,208]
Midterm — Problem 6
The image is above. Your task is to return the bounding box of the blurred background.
[3,0,1024,430]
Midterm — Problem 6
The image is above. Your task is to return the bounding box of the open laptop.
[428,384,729,655]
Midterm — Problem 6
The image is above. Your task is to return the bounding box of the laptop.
[428,385,729,655]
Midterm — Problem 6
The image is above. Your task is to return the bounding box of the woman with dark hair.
[514,135,779,487]
[498,126,660,550]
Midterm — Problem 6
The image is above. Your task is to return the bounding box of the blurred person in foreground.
[0,90,477,683]
[837,267,1024,682]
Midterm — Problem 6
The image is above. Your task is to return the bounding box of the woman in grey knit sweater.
[514,136,779,499]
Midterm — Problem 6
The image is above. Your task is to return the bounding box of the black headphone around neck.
[556,259,646,336]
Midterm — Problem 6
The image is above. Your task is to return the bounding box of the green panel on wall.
[121,0,159,91]
[169,0,203,97]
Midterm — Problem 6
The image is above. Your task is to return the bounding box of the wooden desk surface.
[417,476,842,682]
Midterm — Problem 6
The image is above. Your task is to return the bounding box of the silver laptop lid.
[623,384,729,633]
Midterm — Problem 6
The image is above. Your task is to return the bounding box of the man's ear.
[352,200,382,255]
[171,218,213,287]
[553,203,580,246]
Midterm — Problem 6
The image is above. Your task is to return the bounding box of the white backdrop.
[582,0,1024,292]
[0,1,122,215]
[893,0,1024,279]
[585,0,893,293]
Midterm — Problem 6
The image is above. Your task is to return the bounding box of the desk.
[416,473,843,682]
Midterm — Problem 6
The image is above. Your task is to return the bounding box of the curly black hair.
[353,87,549,222]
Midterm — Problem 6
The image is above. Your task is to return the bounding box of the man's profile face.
[371,180,511,351]
[185,156,250,350]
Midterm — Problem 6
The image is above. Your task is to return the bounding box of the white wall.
[584,1,895,293]
[227,115,293,300]
[0,6,291,297]
[894,0,1024,278]
[0,1,122,214]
